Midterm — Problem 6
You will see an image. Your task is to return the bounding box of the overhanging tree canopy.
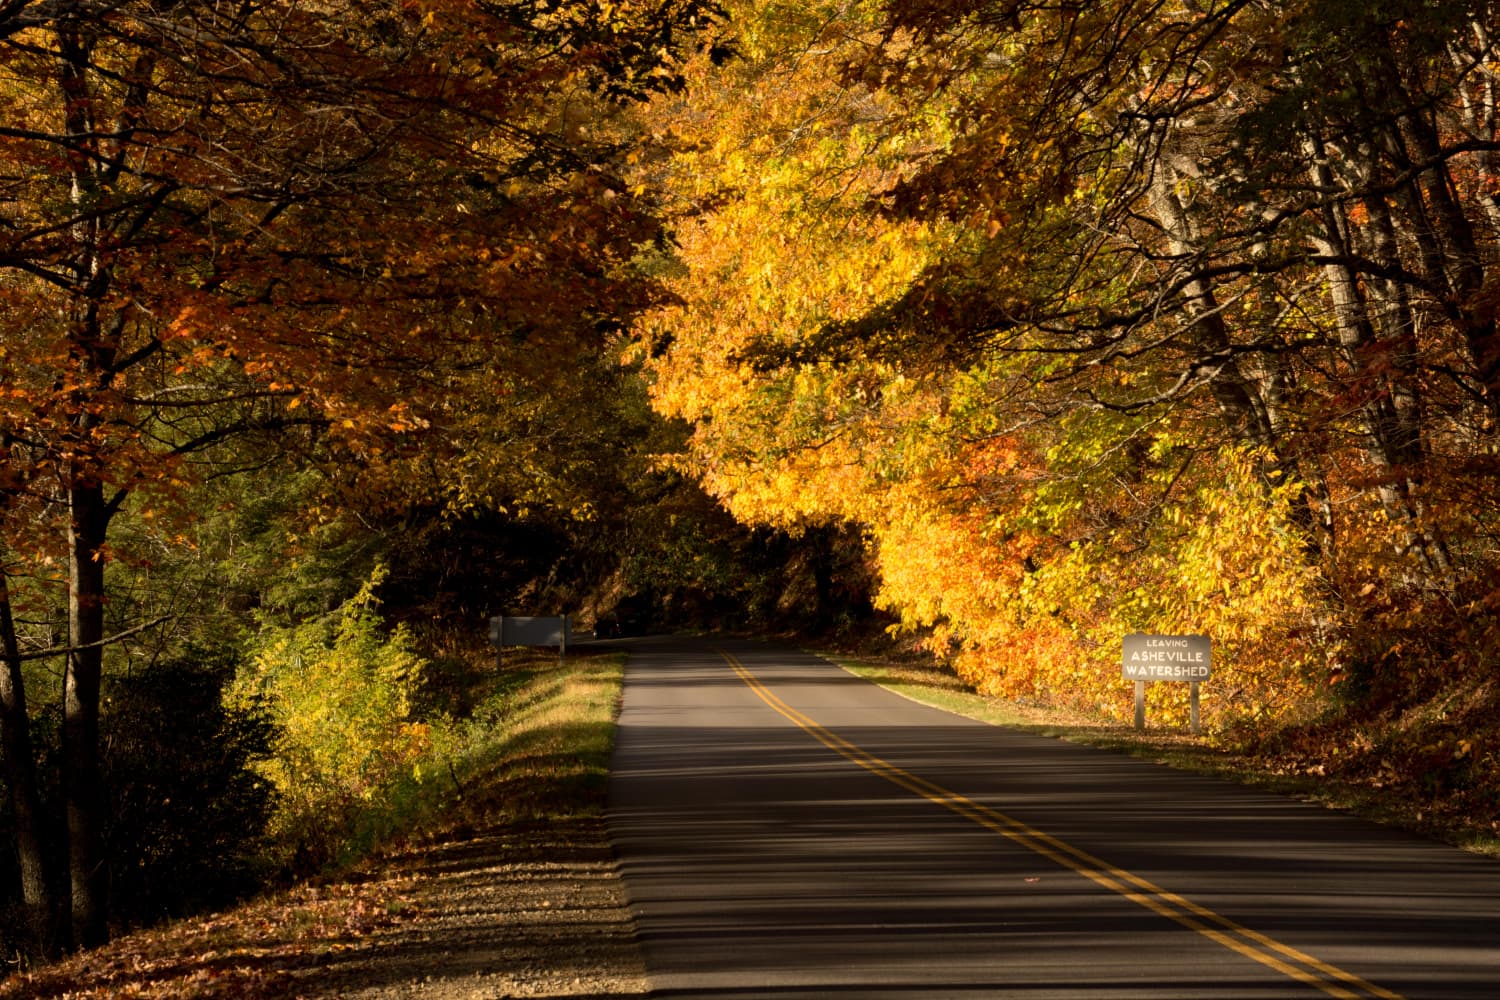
[634,0,1500,729]
[0,0,723,952]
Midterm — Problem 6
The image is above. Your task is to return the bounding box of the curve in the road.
[720,648,1402,1000]
[611,638,1500,998]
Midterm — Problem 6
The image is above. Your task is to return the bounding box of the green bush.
[227,571,441,871]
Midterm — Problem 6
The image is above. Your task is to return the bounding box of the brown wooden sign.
[1122,634,1211,734]
[1121,633,1211,681]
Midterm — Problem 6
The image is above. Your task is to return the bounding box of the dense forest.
[0,0,1497,968]
[632,0,1500,845]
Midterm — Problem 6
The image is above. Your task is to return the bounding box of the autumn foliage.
[0,0,724,955]
[634,0,1500,758]
[4,0,1500,970]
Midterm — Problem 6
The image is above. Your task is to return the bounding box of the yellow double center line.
[720,650,1404,1000]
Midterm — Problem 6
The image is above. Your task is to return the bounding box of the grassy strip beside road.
[833,654,1500,860]
[426,644,627,832]
[0,646,639,1000]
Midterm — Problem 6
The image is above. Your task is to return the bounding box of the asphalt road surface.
[606,637,1500,999]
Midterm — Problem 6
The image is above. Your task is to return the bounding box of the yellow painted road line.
[720,650,1405,1000]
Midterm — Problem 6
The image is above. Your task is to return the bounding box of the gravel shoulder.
[0,815,649,1000]
[286,816,650,1000]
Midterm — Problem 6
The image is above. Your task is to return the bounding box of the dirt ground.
[286,819,650,1000]
[0,816,651,1000]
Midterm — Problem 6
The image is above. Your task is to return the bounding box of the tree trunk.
[63,481,109,949]
[1373,56,1500,424]
[1146,169,1278,450]
[1144,168,1337,555]
[1304,136,1454,587]
[0,567,60,956]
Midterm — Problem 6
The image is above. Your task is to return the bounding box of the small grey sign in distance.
[489,615,569,648]
[1122,633,1211,681]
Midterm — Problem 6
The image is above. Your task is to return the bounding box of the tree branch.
[17,614,171,662]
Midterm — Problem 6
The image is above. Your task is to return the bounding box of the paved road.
[606,637,1500,999]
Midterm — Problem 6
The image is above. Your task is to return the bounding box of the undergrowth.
[228,567,626,875]
[0,632,627,997]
